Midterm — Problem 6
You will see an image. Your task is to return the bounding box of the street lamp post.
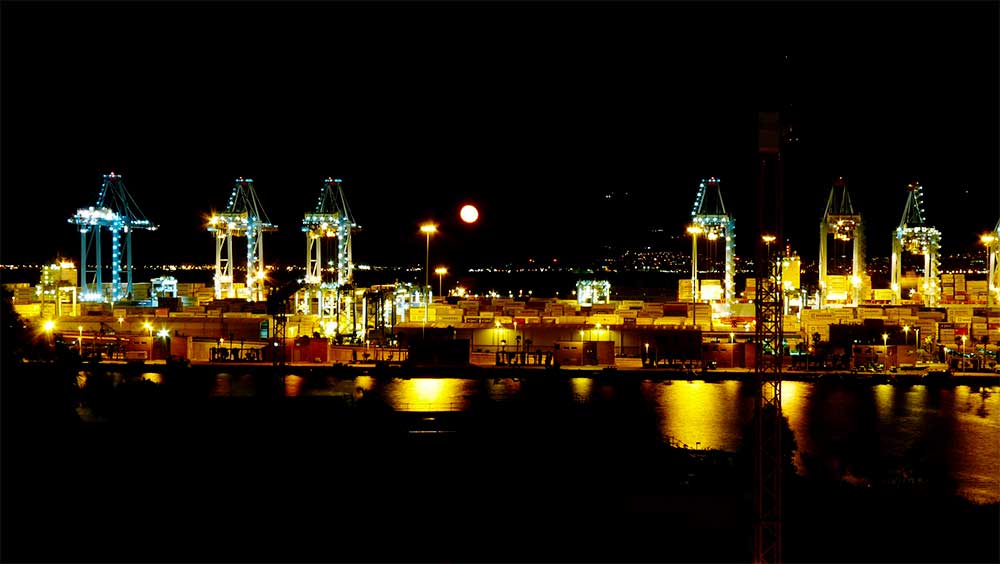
[143,322,153,359]
[44,320,55,352]
[961,334,968,370]
[686,225,703,305]
[981,233,997,307]
[420,223,437,338]
[882,332,889,373]
[435,267,447,298]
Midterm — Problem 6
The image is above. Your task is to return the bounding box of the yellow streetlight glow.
[687,225,703,303]
[761,234,777,243]
[981,233,997,307]
[420,223,438,234]
[435,267,448,297]
[44,320,55,332]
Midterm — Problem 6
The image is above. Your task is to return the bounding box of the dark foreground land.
[2,365,998,563]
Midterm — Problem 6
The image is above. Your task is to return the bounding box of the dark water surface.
[4,365,999,563]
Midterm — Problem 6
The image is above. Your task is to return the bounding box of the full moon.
[460,204,479,223]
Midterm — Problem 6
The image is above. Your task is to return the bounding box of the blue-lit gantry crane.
[207,178,277,302]
[818,177,864,307]
[891,181,941,307]
[68,172,157,302]
[297,178,359,330]
[689,177,736,305]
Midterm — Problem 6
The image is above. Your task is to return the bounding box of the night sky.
[2,1,997,273]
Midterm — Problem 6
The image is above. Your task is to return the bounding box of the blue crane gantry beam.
[68,172,157,303]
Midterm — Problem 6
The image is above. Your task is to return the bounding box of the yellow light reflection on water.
[413,378,445,403]
[948,386,1000,504]
[213,373,232,396]
[570,377,592,402]
[387,378,472,412]
[874,383,894,420]
[284,374,303,397]
[140,373,162,384]
[779,380,810,474]
[650,380,745,451]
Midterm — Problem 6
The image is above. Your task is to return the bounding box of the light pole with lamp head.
[686,225,703,306]
[982,233,997,307]
[882,332,889,373]
[43,320,55,352]
[420,223,437,338]
[961,334,968,370]
[143,321,153,359]
[435,267,447,298]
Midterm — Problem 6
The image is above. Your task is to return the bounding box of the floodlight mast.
[68,172,157,302]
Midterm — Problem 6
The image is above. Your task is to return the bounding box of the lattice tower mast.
[988,216,999,306]
[754,110,784,564]
[818,177,864,307]
[207,178,277,301]
[68,172,157,302]
[890,182,941,307]
[690,177,736,304]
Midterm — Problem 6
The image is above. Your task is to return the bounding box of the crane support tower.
[207,178,277,302]
[818,177,864,307]
[988,217,1000,307]
[298,178,360,329]
[890,182,941,307]
[689,177,736,304]
[68,172,157,303]
[754,110,785,564]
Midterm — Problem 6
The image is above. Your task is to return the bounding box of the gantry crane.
[689,177,736,304]
[298,178,359,329]
[68,172,157,303]
[890,182,941,307]
[818,177,864,307]
[207,178,277,302]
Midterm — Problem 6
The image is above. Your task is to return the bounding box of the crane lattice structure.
[68,172,157,303]
[298,178,359,327]
[818,177,864,307]
[207,178,277,302]
[754,110,784,564]
[988,216,1000,307]
[891,182,941,307]
[689,177,736,304]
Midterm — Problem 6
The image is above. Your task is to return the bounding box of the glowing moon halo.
[460,204,479,223]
